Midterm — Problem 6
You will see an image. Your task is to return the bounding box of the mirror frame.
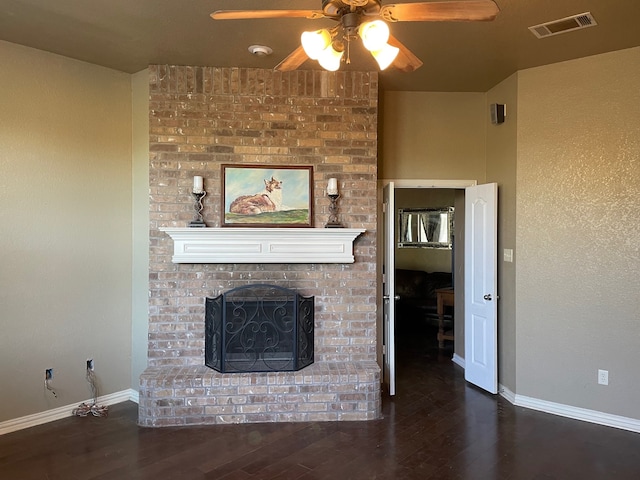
[397,207,454,249]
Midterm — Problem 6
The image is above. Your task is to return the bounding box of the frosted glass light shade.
[318,46,344,71]
[371,43,400,70]
[359,20,390,52]
[301,29,332,60]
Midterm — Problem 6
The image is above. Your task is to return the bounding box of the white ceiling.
[1,0,639,92]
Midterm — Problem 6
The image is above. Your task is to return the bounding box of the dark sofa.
[395,269,452,321]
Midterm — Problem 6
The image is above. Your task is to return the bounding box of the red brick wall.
[147,65,378,368]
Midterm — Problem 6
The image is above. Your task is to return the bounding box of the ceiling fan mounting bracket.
[341,12,363,34]
[322,0,382,17]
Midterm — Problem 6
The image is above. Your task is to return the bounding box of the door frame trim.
[379,179,477,189]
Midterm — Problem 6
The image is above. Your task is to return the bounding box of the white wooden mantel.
[160,227,366,264]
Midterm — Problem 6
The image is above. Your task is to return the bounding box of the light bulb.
[301,29,332,60]
[318,44,344,71]
[359,20,390,52]
[371,43,400,70]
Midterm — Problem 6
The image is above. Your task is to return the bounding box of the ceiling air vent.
[529,12,597,39]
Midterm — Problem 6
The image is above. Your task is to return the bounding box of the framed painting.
[222,164,313,227]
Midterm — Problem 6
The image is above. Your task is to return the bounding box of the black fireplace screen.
[205,284,314,373]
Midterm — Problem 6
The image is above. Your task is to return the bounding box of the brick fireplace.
[138,65,380,426]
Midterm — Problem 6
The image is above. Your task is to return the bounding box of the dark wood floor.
[2,321,640,480]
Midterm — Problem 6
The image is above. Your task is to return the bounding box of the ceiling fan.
[211,1,500,73]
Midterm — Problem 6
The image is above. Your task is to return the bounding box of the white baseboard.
[438,358,640,434]
[452,353,465,369]
[513,393,640,434]
[0,388,139,436]
[498,386,640,434]
[499,384,516,404]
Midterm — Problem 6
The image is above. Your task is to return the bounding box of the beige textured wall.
[381,91,486,181]
[486,74,518,392]
[516,47,640,417]
[131,69,150,390]
[0,41,133,422]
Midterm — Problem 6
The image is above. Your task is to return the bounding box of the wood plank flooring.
[2,321,639,479]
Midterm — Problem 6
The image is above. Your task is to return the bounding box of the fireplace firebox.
[205,284,314,373]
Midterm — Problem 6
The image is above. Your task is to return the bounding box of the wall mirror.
[397,207,454,249]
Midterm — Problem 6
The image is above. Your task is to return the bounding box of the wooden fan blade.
[388,35,424,72]
[274,46,309,72]
[211,10,326,20]
[380,1,499,22]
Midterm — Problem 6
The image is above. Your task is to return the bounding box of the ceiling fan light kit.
[211,0,499,72]
[301,17,398,71]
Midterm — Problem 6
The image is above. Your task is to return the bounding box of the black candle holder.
[325,194,343,228]
[189,191,207,227]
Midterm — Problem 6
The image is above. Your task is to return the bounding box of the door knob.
[483,294,492,301]
[384,295,401,301]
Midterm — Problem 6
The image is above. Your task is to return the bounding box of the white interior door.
[382,182,396,396]
[464,183,498,394]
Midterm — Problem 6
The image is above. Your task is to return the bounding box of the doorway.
[381,182,468,392]
[398,188,460,348]
[380,179,498,395]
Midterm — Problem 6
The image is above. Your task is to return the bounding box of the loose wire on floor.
[72,367,108,417]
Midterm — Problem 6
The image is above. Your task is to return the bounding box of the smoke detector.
[248,45,273,56]
[529,12,597,39]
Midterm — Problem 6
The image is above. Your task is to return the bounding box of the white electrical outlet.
[598,369,609,385]
[503,249,513,263]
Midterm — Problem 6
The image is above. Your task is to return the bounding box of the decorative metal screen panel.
[205,284,314,373]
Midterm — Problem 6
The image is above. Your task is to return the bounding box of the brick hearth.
[138,65,380,426]
[139,362,380,426]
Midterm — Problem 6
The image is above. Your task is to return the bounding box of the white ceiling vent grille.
[529,12,597,39]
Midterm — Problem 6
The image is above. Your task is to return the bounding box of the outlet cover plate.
[598,369,609,385]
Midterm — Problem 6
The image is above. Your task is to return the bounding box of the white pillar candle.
[193,176,204,193]
[327,178,338,195]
